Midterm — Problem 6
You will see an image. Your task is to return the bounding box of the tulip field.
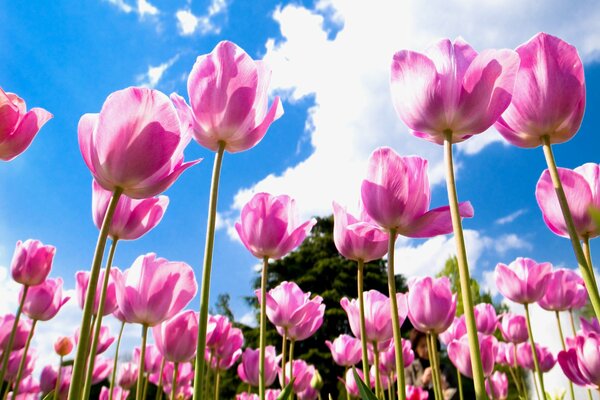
[2,3,600,399]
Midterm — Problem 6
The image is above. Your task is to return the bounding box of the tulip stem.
[194,141,226,400]
[372,341,383,398]
[109,320,125,400]
[288,340,295,390]
[12,319,36,399]
[143,372,150,400]
[426,333,441,400]
[386,229,406,400]
[156,357,166,400]
[0,284,28,386]
[83,237,119,399]
[214,361,221,400]
[171,362,179,400]
[137,324,149,400]
[568,310,577,336]
[429,333,445,400]
[541,136,600,320]
[69,188,123,399]
[555,311,575,400]
[388,373,395,400]
[583,235,597,287]
[512,346,527,398]
[524,304,546,400]
[204,350,214,400]
[457,367,464,400]
[282,330,287,387]
[53,355,63,400]
[357,259,370,377]
[507,366,522,399]
[443,131,486,399]
[259,256,269,400]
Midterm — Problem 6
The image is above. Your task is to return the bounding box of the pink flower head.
[517,342,556,372]
[538,268,584,311]
[133,344,164,374]
[439,315,467,345]
[361,147,474,233]
[406,385,429,400]
[485,371,508,400]
[332,201,388,262]
[0,314,32,352]
[580,318,600,336]
[78,87,200,199]
[161,362,194,396]
[207,327,243,371]
[408,276,456,334]
[117,362,138,389]
[53,336,74,357]
[91,356,113,384]
[74,325,114,355]
[378,338,414,375]
[261,281,324,333]
[279,360,315,394]
[341,290,407,343]
[344,368,364,398]
[297,386,319,400]
[0,88,53,161]
[571,282,588,310]
[369,365,394,391]
[171,40,283,153]
[280,299,325,342]
[325,334,362,367]
[236,391,281,400]
[9,375,39,397]
[92,180,169,240]
[10,239,55,287]
[237,345,278,387]
[114,253,197,326]
[495,341,509,366]
[448,333,497,378]
[495,33,585,148]
[236,193,316,260]
[99,387,129,400]
[499,313,528,343]
[536,163,600,239]
[4,349,35,382]
[40,365,71,398]
[495,257,553,304]
[390,37,519,144]
[558,332,600,388]
[21,278,69,321]
[474,303,498,335]
[75,267,119,316]
[153,309,198,363]
[206,314,233,349]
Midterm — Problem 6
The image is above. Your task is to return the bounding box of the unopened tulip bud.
[310,369,323,390]
[54,336,73,356]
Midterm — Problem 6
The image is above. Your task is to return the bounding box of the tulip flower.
[408,277,456,334]
[558,332,600,389]
[499,313,528,343]
[4,349,34,382]
[325,334,362,367]
[406,385,429,400]
[474,303,498,335]
[206,314,233,349]
[99,387,129,400]
[279,360,315,394]
[495,258,552,305]
[91,356,113,384]
[369,365,394,391]
[117,362,138,389]
[53,336,73,357]
[75,268,119,316]
[485,371,508,400]
[344,368,364,398]
[207,327,244,371]
[133,344,164,375]
[74,325,115,355]
[153,310,198,363]
[262,282,324,333]
[161,362,194,397]
[283,300,324,342]
[0,88,53,161]
[448,334,497,378]
[21,278,69,321]
[238,346,278,387]
[538,268,584,311]
[378,338,414,375]
[10,239,55,286]
[495,341,509,366]
[580,318,600,336]
[517,342,556,373]
[0,314,31,352]
[236,391,281,400]
[439,315,467,345]
[40,365,71,399]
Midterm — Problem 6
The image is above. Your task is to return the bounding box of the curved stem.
[541,136,600,319]
[513,346,527,398]
[53,356,63,400]
[372,342,382,399]
[357,259,370,377]
[386,229,406,400]
[109,320,126,400]
[555,311,575,400]
[12,319,37,398]
[524,304,545,399]
[281,329,287,388]
[507,366,522,399]
[69,188,122,399]
[170,362,179,400]
[193,142,226,400]
[426,333,441,400]
[156,357,166,400]
[0,285,29,385]
[457,367,464,400]
[136,325,149,400]
[214,362,221,400]
[259,256,269,400]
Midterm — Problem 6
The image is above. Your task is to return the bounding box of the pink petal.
[403,201,474,238]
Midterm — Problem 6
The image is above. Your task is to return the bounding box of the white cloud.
[175,0,230,36]
[238,310,257,328]
[495,209,527,225]
[105,0,159,17]
[136,54,180,89]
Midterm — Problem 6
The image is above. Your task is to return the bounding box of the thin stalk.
[136,325,149,400]
[193,141,226,400]
[357,259,370,377]
[11,319,37,398]
[426,334,441,400]
[289,340,295,388]
[372,342,382,399]
[457,367,464,400]
[524,304,546,400]
[388,373,396,400]
[69,188,123,399]
[488,377,496,400]
[568,310,577,336]
[0,285,29,385]
[83,238,119,399]
[556,311,575,400]
[259,256,269,400]
[53,355,63,400]
[507,367,522,399]
[109,321,126,400]
[386,229,406,400]
[156,357,166,400]
[170,362,180,400]
[142,373,149,400]
[214,361,221,400]
[541,136,600,319]
[443,131,486,399]
[513,346,527,398]
[428,333,444,400]
[583,235,597,287]
[204,351,214,400]
[282,330,287,387]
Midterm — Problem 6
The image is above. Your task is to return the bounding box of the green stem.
[555,311,575,400]
[156,357,166,400]
[259,256,269,400]
[428,333,444,400]
[12,319,37,398]
[372,342,382,399]
[53,356,63,400]
[137,325,149,400]
[204,350,214,400]
[282,330,287,388]
[507,366,522,399]
[170,362,179,400]
[109,320,126,400]
[288,340,295,388]
[541,136,600,320]
[568,309,577,336]
[357,260,370,378]
[142,372,149,400]
[513,346,528,399]
[193,141,226,400]
[83,238,119,399]
[69,188,123,399]
[457,367,464,400]
[583,235,597,287]
[426,334,441,400]
[388,373,395,400]
[524,304,545,400]
[0,285,29,385]
[214,362,221,400]
[443,131,486,399]
[386,229,406,400]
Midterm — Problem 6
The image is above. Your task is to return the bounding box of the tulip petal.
[402,201,474,238]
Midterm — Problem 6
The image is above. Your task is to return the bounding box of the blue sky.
[1,0,599,389]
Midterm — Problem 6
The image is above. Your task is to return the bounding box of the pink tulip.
[474,303,498,335]
[495,257,552,304]
[117,362,138,389]
[495,33,585,148]
[439,315,467,345]
[344,368,364,398]
[0,88,53,161]
[92,180,169,240]
[236,193,316,260]
[494,341,509,366]
[448,334,497,378]
[91,356,113,384]
[485,371,508,400]
[580,318,600,336]
[378,338,414,375]
[503,342,517,366]
[133,344,164,375]
[153,310,198,363]
[408,276,456,334]
[161,362,194,395]
[53,336,73,356]
[40,365,71,398]
[206,314,233,349]
[332,201,388,262]
[558,332,600,388]
[4,349,35,382]
[282,299,325,341]
[9,375,39,396]
[114,253,197,326]
[99,387,129,400]
[406,385,429,400]
[21,278,69,321]
[499,313,528,343]
[297,386,320,400]
[0,314,31,352]
[10,239,55,286]
[74,325,114,355]
[279,360,315,394]
[369,365,394,390]
[78,87,200,198]
[390,37,519,144]
[341,290,407,343]
[171,40,283,153]
[538,268,584,311]
[571,283,588,310]
[237,346,278,387]
[236,391,281,400]
[325,334,362,367]
[206,327,243,370]
[360,147,474,233]
[75,268,119,316]
[536,163,600,239]
[517,342,556,372]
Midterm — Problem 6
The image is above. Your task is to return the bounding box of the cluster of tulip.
[0,21,599,400]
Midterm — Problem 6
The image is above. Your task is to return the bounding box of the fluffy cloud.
[136,54,180,88]
[495,209,528,225]
[175,0,230,36]
[105,0,159,17]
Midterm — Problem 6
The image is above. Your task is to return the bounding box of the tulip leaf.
[277,378,296,400]
[352,367,379,400]
[42,392,54,400]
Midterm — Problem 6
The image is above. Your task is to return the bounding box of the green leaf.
[277,378,296,400]
[41,392,54,400]
[352,367,379,400]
